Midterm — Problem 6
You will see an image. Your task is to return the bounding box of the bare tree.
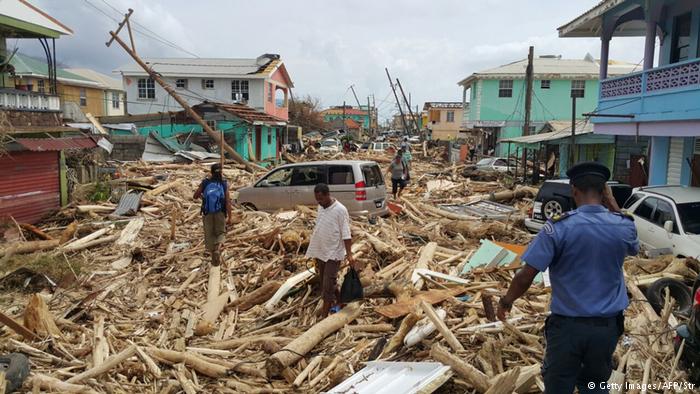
[289,95,329,132]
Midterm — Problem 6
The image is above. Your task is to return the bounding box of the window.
[79,88,87,106]
[259,167,293,187]
[623,193,643,209]
[540,80,551,89]
[202,79,214,89]
[446,111,455,123]
[328,165,355,185]
[175,79,188,89]
[290,166,326,186]
[671,12,692,63]
[268,82,273,102]
[37,80,45,94]
[651,200,678,233]
[571,80,585,98]
[429,110,440,122]
[498,80,513,98]
[231,80,249,101]
[635,197,657,221]
[677,202,700,234]
[111,92,120,109]
[362,164,385,186]
[205,120,217,130]
[137,78,155,99]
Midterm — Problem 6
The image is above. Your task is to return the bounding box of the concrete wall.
[429,108,463,139]
[123,76,265,115]
[107,135,146,161]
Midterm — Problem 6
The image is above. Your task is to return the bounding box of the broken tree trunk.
[430,343,490,393]
[0,239,60,258]
[229,281,281,311]
[19,223,53,240]
[23,294,61,338]
[266,302,361,377]
[484,368,521,394]
[414,242,437,290]
[66,345,137,383]
[31,373,98,394]
[147,347,229,378]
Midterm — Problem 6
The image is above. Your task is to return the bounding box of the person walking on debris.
[305,184,357,317]
[193,163,233,267]
[387,154,408,200]
[496,162,639,393]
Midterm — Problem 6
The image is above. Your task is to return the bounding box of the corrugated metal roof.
[0,150,60,224]
[458,56,640,87]
[558,0,646,38]
[116,55,280,78]
[113,191,142,216]
[65,68,124,91]
[0,0,72,37]
[15,136,97,151]
[329,361,452,394]
[197,102,287,125]
[499,121,594,145]
[10,53,102,87]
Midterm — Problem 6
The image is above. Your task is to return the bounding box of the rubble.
[0,152,695,393]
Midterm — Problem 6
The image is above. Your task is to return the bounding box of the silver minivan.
[235,160,389,216]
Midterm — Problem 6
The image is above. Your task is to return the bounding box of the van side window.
[260,167,293,187]
[362,164,385,186]
[290,166,326,186]
[623,193,642,209]
[328,165,355,185]
[651,200,678,233]
[635,197,657,221]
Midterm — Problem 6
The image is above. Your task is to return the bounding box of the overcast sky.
[24,0,647,121]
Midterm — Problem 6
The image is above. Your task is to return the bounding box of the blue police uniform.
[520,162,640,393]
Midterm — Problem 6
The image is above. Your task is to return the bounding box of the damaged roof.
[189,102,287,126]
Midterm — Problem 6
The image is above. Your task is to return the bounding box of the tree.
[289,95,329,132]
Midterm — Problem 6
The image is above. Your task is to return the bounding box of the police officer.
[496,162,639,393]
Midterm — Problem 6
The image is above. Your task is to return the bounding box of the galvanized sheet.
[0,151,60,224]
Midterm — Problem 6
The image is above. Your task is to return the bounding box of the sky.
[23,0,648,121]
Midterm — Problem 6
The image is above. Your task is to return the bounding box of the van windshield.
[677,202,700,234]
[361,164,384,186]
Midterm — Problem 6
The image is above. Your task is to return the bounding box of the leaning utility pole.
[396,78,420,135]
[385,68,408,133]
[521,46,535,177]
[349,85,362,109]
[105,9,261,172]
[367,96,372,137]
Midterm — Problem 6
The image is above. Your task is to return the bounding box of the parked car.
[367,142,396,154]
[622,186,700,257]
[408,136,421,144]
[235,160,389,217]
[475,157,516,173]
[319,139,340,153]
[524,179,632,233]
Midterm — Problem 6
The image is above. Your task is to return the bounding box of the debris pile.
[0,156,694,393]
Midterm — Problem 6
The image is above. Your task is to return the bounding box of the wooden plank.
[0,311,39,341]
[414,242,437,290]
[420,301,464,352]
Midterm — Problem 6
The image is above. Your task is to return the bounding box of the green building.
[457,55,637,161]
[322,106,371,129]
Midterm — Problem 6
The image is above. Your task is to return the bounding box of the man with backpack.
[193,163,233,266]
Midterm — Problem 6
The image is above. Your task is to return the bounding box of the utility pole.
[349,85,362,109]
[367,96,372,137]
[105,9,260,172]
[522,46,535,178]
[396,78,420,135]
[342,100,347,134]
[385,68,408,133]
[372,94,377,134]
[570,97,577,168]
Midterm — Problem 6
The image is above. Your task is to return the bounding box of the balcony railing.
[0,89,61,111]
[600,58,700,99]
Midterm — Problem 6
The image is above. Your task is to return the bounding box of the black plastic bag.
[340,268,363,303]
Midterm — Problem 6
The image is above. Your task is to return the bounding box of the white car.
[623,186,700,258]
[368,142,395,153]
[408,136,421,144]
[475,157,515,173]
[319,139,340,153]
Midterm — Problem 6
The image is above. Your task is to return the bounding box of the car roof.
[277,160,379,168]
[635,186,700,204]
[544,179,622,185]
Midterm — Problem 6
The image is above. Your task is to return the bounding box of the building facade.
[423,102,463,139]
[561,0,700,187]
[458,55,637,155]
[66,68,125,116]
[322,106,371,130]
[116,54,293,121]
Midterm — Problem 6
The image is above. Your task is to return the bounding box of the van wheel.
[242,203,257,211]
[542,198,567,219]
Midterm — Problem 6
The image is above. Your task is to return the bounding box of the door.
[692,154,700,187]
[628,154,648,188]
[255,126,262,162]
[633,196,658,251]
[254,166,293,211]
[288,165,327,208]
[648,199,679,252]
[666,137,683,184]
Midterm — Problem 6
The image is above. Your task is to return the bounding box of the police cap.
[566,161,610,184]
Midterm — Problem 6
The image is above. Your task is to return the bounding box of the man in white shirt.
[306,183,358,317]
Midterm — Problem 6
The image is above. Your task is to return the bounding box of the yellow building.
[423,102,463,139]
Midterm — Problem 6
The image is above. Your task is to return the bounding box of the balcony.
[0,88,61,112]
[596,58,700,124]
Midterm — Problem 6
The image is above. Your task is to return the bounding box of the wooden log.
[414,242,437,290]
[147,347,228,378]
[175,363,197,394]
[92,315,109,367]
[485,368,520,394]
[0,311,39,341]
[293,355,322,388]
[66,344,137,383]
[61,227,111,250]
[59,221,78,244]
[229,281,281,311]
[430,343,490,393]
[380,313,419,358]
[0,239,60,258]
[207,266,221,304]
[19,223,53,240]
[194,292,230,336]
[420,301,464,352]
[266,302,361,377]
[62,234,118,253]
[116,217,144,246]
[31,373,98,394]
[145,180,181,198]
[405,308,446,347]
[208,335,292,350]
[482,294,496,322]
[76,205,115,213]
[23,294,61,338]
[641,358,652,394]
[309,356,342,388]
[513,364,540,394]
[346,324,394,332]
[134,344,162,378]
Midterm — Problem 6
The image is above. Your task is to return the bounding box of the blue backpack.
[202,180,226,214]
